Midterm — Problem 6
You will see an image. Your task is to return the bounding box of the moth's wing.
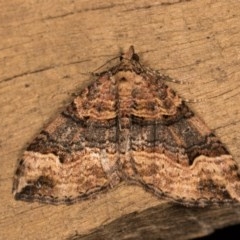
[13,74,121,204]
[130,74,240,206]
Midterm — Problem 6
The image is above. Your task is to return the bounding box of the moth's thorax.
[115,71,136,117]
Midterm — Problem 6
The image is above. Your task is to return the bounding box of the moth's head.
[120,46,140,62]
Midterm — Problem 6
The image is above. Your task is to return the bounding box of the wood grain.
[0,0,240,239]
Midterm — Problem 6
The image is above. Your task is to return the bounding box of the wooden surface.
[0,0,240,239]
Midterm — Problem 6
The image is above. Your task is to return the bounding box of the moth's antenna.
[92,56,120,73]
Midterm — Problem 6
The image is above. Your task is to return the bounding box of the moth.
[13,46,240,206]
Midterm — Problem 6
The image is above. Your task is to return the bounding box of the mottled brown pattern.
[13,46,240,206]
